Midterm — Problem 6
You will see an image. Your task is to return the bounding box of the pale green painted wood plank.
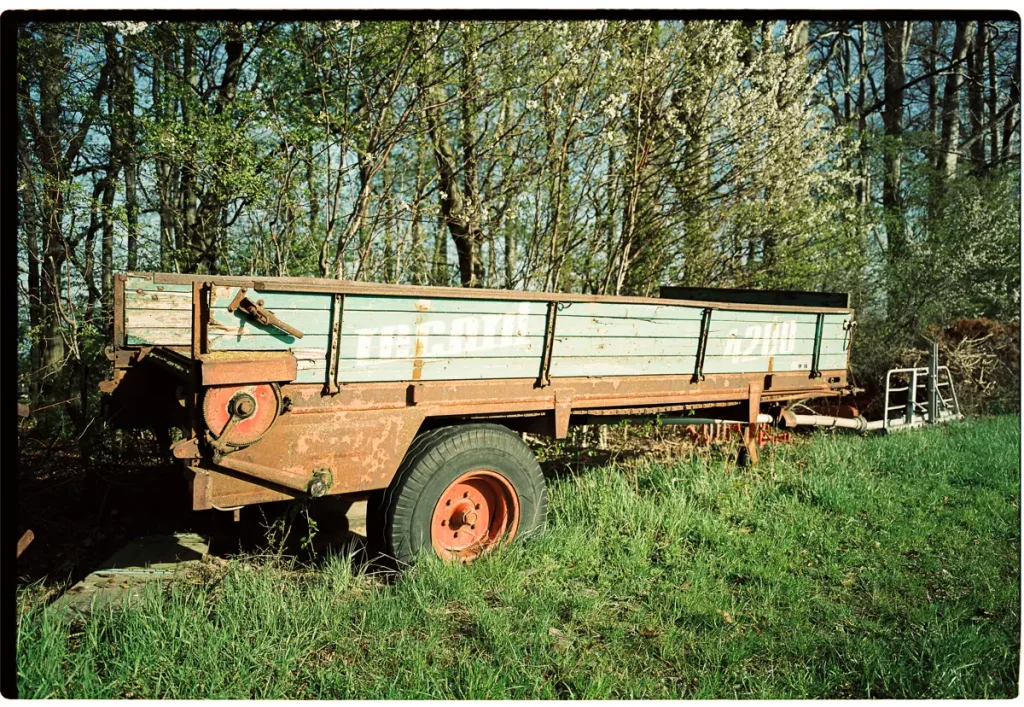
[295,367,327,384]
[125,290,193,310]
[557,301,704,321]
[553,336,700,358]
[127,310,192,330]
[340,333,545,360]
[208,309,332,337]
[708,319,847,340]
[208,333,326,350]
[548,351,847,378]
[344,296,548,316]
[549,355,694,377]
[701,352,847,374]
[550,335,847,359]
[337,356,540,382]
[556,310,849,340]
[706,330,848,358]
[125,277,194,293]
[127,329,191,346]
[209,286,332,311]
[342,311,552,358]
[556,316,704,339]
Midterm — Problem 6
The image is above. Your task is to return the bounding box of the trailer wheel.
[374,424,547,567]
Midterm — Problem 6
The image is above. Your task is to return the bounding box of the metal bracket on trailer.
[324,293,344,395]
[537,301,559,388]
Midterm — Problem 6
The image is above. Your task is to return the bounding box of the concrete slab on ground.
[52,533,209,618]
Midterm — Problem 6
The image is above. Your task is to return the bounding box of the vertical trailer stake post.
[810,312,824,378]
[325,293,344,395]
[692,308,713,383]
[537,301,559,388]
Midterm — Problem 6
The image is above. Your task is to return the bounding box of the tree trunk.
[195,23,245,274]
[936,21,975,179]
[101,166,117,317]
[410,136,427,285]
[180,26,198,272]
[927,21,940,136]
[120,42,139,269]
[20,139,42,397]
[987,26,1001,164]
[881,20,909,259]
[856,22,870,212]
[1003,28,1020,157]
[424,91,484,287]
[154,49,175,271]
[432,207,448,285]
[102,29,124,308]
[37,25,70,390]
[967,22,987,166]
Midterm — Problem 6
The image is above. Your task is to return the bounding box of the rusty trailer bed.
[103,272,854,514]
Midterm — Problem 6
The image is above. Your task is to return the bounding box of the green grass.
[17,416,1021,698]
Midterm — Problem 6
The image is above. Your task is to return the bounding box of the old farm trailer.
[100,273,956,565]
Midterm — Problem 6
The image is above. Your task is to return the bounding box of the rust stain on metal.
[172,437,200,460]
[199,352,297,386]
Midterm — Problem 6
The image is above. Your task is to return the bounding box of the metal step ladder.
[881,342,962,432]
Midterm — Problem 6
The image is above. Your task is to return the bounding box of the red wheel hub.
[431,470,520,562]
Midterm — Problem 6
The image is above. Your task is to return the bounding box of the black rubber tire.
[375,423,547,568]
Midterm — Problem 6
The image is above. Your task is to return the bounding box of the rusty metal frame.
[145,347,194,382]
[281,369,848,416]
[160,367,850,510]
[198,352,298,386]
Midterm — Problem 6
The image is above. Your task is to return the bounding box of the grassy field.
[16,416,1021,698]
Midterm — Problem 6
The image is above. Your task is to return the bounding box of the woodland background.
[15,16,1022,441]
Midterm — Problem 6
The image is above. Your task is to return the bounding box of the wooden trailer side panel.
[122,276,853,384]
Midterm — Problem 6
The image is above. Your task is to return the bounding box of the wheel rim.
[430,470,520,562]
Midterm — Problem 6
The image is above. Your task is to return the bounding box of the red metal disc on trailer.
[202,383,281,448]
[431,470,520,562]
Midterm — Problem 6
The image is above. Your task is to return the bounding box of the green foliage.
[14,18,1021,428]
[899,165,1020,327]
[17,417,1021,698]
